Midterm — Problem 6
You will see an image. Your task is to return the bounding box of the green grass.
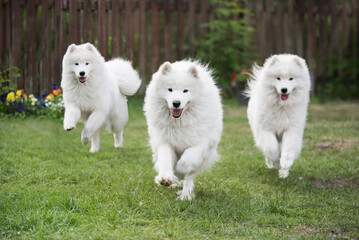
[1,98,358,239]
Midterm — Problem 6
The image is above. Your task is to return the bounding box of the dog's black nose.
[281,88,288,94]
[172,100,181,108]
[79,71,85,76]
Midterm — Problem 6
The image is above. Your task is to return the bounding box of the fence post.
[69,0,79,44]
[177,0,184,60]
[10,0,23,88]
[188,0,196,57]
[98,0,106,57]
[25,1,37,95]
[125,0,133,61]
[151,0,159,73]
[164,0,172,62]
[40,0,51,92]
[138,0,147,95]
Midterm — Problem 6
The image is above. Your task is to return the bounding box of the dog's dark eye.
[277,77,281,80]
[168,88,172,92]
[289,77,293,80]
[183,89,188,93]
[86,63,89,65]
[75,63,79,65]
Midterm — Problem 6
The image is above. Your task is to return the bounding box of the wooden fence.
[1,0,358,96]
[1,0,213,96]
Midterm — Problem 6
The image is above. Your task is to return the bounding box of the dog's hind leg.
[89,131,101,153]
[279,129,303,178]
[81,111,107,145]
[114,130,123,148]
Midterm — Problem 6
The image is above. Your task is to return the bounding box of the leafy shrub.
[196,0,254,92]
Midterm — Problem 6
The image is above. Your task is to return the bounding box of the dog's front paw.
[155,174,180,187]
[64,122,76,131]
[81,129,90,145]
[177,190,195,201]
[279,169,289,178]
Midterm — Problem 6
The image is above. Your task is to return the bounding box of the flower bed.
[0,84,64,118]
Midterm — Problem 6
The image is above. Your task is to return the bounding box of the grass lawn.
[1,98,358,239]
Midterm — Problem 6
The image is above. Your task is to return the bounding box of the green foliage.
[317,52,359,100]
[196,0,254,89]
[0,66,19,96]
[0,98,358,239]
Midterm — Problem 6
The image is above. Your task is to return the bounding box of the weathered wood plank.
[151,0,159,73]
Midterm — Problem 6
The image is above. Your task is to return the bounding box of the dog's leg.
[177,174,196,200]
[175,145,205,175]
[279,130,303,178]
[89,131,101,153]
[154,144,179,187]
[63,105,81,131]
[81,111,107,145]
[255,130,280,169]
[114,130,123,148]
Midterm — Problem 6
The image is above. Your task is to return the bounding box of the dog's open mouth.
[171,108,183,118]
[78,77,87,83]
[280,94,289,101]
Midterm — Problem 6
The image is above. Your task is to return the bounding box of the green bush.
[196,0,254,92]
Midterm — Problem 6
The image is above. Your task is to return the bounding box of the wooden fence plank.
[318,0,328,76]
[98,0,106,56]
[111,0,120,57]
[25,1,37,95]
[264,0,272,57]
[5,0,11,65]
[188,0,195,57]
[164,0,171,61]
[69,0,79,44]
[330,0,338,56]
[0,0,4,63]
[83,0,92,42]
[54,0,65,88]
[307,0,316,93]
[138,0,146,94]
[40,0,51,92]
[199,0,209,35]
[177,0,184,60]
[276,0,284,53]
[295,0,304,57]
[10,0,23,88]
[125,0,133,61]
[151,0,159,73]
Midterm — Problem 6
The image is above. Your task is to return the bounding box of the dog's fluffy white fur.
[61,43,141,152]
[246,54,311,178]
[144,60,223,200]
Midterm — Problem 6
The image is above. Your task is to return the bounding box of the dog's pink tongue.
[281,94,289,101]
[171,109,183,118]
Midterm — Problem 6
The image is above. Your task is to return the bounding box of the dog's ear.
[67,44,77,53]
[267,56,279,67]
[85,42,95,52]
[188,65,199,78]
[293,56,304,68]
[161,62,172,75]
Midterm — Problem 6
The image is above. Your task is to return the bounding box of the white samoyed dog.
[144,60,223,200]
[246,54,311,178]
[61,43,141,153]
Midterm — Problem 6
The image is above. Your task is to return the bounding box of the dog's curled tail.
[106,58,141,96]
[243,63,261,98]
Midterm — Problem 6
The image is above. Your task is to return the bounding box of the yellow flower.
[46,93,54,101]
[16,89,24,97]
[6,92,15,102]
